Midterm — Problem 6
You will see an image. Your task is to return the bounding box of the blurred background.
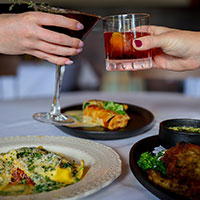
[0,0,200,100]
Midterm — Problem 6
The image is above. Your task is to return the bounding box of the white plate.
[0,136,121,200]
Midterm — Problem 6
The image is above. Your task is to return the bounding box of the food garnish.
[84,100,127,115]
[110,32,124,51]
[9,0,53,12]
[137,151,166,176]
[103,101,126,115]
[169,126,200,134]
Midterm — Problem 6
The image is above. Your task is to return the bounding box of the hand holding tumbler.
[103,13,152,71]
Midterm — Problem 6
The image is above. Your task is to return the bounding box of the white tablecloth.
[1,91,200,200]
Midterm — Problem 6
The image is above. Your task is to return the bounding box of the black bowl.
[159,118,200,148]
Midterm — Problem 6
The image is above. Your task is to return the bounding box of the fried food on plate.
[148,169,188,196]
[162,142,200,181]
[83,100,130,130]
[147,142,200,199]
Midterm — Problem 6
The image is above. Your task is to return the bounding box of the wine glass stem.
[50,65,65,116]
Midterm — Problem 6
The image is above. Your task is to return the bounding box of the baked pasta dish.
[0,146,84,196]
[83,100,130,130]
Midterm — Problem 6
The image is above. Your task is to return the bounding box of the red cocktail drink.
[103,13,152,71]
[104,31,150,59]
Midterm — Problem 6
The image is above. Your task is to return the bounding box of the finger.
[36,26,84,48]
[133,35,165,51]
[34,40,83,57]
[134,25,172,35]
[33,12,84,31]
[30,50,73,65]
[148,25,173,35]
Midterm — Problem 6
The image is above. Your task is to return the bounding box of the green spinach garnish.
[137,151,167,176]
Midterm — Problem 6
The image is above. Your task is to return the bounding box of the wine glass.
[33,8,101,125]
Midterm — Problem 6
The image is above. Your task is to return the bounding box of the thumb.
[133,35,164,51]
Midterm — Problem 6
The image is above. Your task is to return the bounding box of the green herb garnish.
[62,162,72,168]
[83,102,90,110]
[137,151,167,176]
[9,0,36,11]
[103,101,126,115]
[169,126,200,134]
[34,179,63,193]
[42,166,54,172]
[9,0,52,12]
[21,179,27,184]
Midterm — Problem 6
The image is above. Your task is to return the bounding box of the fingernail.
[134,40,143,48]
[79,41,84,48]
[65,60,73,65]
[77,48,83,53]
[77,23,84,30]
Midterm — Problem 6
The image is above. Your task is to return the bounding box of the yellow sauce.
[63,110,98,128]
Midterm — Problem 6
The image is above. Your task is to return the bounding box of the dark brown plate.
[56,103,154,140]
[129,135,188,200]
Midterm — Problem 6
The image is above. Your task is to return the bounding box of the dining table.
[1,91,200,200]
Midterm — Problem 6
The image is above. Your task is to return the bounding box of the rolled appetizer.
[83,100,130,130]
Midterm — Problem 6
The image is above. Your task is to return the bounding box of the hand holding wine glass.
[0,2,100,126]
[31,7,101,125]
[0,11,84,65]
[132,26,200,71]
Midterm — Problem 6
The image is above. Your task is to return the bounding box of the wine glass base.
[33,112,75,125]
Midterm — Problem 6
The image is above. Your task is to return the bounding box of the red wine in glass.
[33,7,101,125]
[45,12,100,39]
